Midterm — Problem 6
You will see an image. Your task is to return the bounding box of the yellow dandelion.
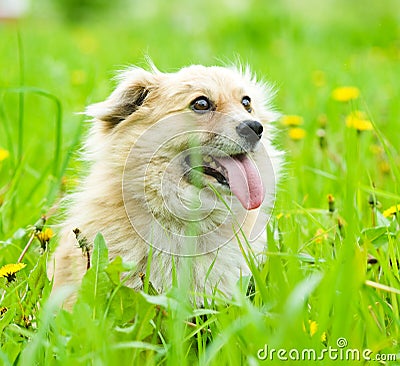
[303,320,318,337]
[0,148,10,162]
[321,332,327,342]
[378,161,390,175]
[383,204,400,218]
[353,119,373,131]
[281,115,304,127]
[36,228,54,250]
[317,114,328,128]
[331,86,360,102]
[276,213,284,220]
[345,111,373,131]
[288,127,306,140]
[312,70,326,87]
[327,194,335,213]
[309,320,318,336]
[74,31,99,55]
[0,263,26,283]
[71,69,87,86]
[314,228,328,244]
[369,144,384,155]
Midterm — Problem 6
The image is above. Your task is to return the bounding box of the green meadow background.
[0,0,399,365]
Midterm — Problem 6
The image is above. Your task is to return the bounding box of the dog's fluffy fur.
[51,64,282,301]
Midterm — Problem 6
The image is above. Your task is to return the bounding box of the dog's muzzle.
[183,150,265,210]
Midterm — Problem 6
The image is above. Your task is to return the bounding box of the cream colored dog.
[52,63,282,302]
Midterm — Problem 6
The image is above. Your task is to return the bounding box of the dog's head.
[86,64,279,238]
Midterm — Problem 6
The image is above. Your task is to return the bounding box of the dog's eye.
[190,96,212,113]
[242,96,252,113]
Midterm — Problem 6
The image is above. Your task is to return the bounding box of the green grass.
[1,0,400,364]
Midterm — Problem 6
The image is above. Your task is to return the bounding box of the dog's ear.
[86,68,158,127]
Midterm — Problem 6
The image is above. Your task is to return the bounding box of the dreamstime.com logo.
[257,338,398,362]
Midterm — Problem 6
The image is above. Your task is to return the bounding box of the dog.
[51,63,282,303]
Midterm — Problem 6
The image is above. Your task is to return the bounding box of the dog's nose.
[236,120,263,142]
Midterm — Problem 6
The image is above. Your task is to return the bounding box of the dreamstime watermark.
[257,338,398,362]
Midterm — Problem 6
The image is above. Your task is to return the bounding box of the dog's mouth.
[184,153,264,210]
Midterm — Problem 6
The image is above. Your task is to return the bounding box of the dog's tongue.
[215,155,264,210]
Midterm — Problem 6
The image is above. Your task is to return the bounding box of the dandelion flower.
[288,127,306,140]
[327,194,335,213]
[370,144,384,155]
[0,148,9,162]
[309,320,318,336]
[281,115,304,127]
[76,32,98,54]
[303,320,318,337]
[317,114,328,128]
[378,161,390,175]
[314,228,328,244]
[0,263,26,283]
[312,70,326,87]
[36,228,54,250]
[332,86,360,102]
[71,70,87,86]
[345,111,373,131]
[352,119,373,131]
[383,204,400,218]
